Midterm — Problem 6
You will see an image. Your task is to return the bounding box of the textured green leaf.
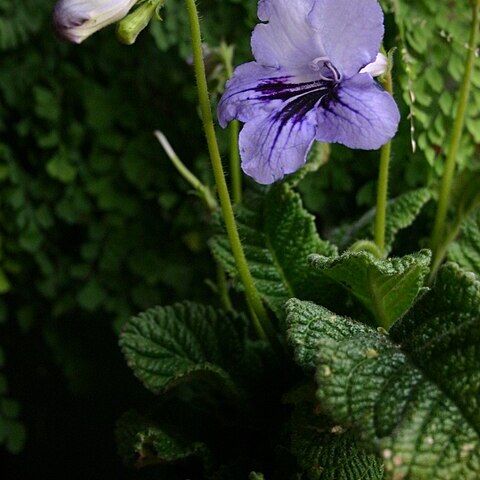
[120,302,249,396]
[210,184,338,320]
[116,410,212,469]
[448,208,480,276]
[390,263,480,431]
[291,404,383,480]
[308,249,431,329]
[286,300,373,372]
[331,188,432,253]
[286,263,480,479]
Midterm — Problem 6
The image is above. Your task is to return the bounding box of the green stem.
[220,42,242,204]
[430,0,480,271]
[154,130,217,211]
[349,240,384,258]
[229,120,242,204]
[374,67,393,256]
[430,219,463,282]
[185,0,278,348]
[155,131,234,310]
[216,263,233,311]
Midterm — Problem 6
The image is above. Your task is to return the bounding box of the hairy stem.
[374,67,394,256]
[430,0,480,275]
[229,120,242,204]
[220,42,242,204]
[216,263,233,311]
[184,0,278,348]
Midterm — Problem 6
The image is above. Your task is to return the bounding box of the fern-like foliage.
[387,0,480,171]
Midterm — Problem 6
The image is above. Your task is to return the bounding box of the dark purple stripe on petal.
[255,83,339,171]
[254,77,340,123]
[264,81,339,146]
[255,79,331,102]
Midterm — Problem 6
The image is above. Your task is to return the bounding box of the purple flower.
[53,0,137,44]
[218,0,400,184]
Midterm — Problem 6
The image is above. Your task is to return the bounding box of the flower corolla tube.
[54,0,137,43]
[218,0,400,184]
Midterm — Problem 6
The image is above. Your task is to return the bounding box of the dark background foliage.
[0,0,470,477]
[0,0,228,476]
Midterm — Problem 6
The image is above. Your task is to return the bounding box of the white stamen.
[309,56,330,72]
[318,72,333,82]
[326,62,342,82]
[309,57,342,83]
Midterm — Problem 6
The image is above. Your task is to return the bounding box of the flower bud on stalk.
[53,0,138,44]
[116,1,158,45]
[359,52,388,77]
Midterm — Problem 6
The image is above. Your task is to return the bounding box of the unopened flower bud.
[116,1,157,45]
[359,52,388,77]
[53,0,137,44]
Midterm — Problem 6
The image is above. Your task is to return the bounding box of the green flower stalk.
[154,130,217,211]
[374,52,394,257]
[219,42,242,204]
[184,0,279,350]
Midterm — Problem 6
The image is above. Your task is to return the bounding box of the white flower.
[53,0,137,44]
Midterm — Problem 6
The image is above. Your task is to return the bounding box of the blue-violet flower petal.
[218,0,400,184]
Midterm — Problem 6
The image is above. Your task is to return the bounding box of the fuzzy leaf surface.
[287,264,480,479]
[286,300,374,372]
[309,250,431,329]
[390,263,480,431]
[291,404,384,480]
[120,302,249,396]
[210,184,337,320]
[331,188,432,253]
